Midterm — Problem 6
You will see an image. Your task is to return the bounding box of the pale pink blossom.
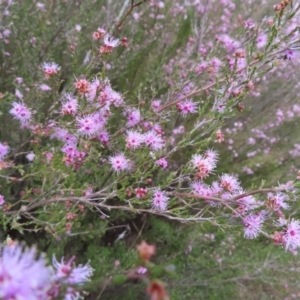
[39,84,51,91]
[0,143,9,159]
[284,220,300,251]
[61,94,78,115]
[125,108,141,127]
[143,131,164,151]
[109,153,131,173]
[151,190,169,211]
[191,154,216,178]
[220,174,240,192]
[243,214,263,239]
[0,195,5,205]
[98,131,110,146]
[155,157,168,169]
[76,115,99,137]
[151,100,161,112]
[176,100,197,116]
[93,27,106,40]
[9,102,32,124]
[42,62,61,78]
[256,33,267,49]
[126,130,144,149]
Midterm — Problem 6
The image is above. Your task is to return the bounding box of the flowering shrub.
[1,0,300,298]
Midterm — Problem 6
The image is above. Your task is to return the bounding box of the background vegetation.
[1,0,300,299]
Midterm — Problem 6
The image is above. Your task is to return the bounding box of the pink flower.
[39,84,51,91]
[9,102,32,124]
[15,89,23,99]
[243,214,263,239]
[284,49,298,61]
[75,78,90,94]
[86,78,100,102]
[44,152,53,162]
[0,195,5,205]
[100,34,120,53]
[155,157,168,169]
[52,255,93,297]
[151,100,161,112]
[15,77,23,84]
[125,108,141,127]
[92,111,107,130]
[135,188,147,199]
[136,266,147,274]
[256,33,267,49]
[103,34,120,48]
[266,193,290,211]
[61,94,78,115]
[220,174,240,192]
[42,62,61,78]
[93,27,106,40]
[195,62,207,74]
[98,131,110,146]
[98,85,122,107]
[126,130,144,149]
[210,57,222,73]
[151,190,169,211]
[109,153,131,173]
[204,149,218,165]
[211,181,223,195]
[0,142,9,159]
[191,154,216,178]
[176,100,197,116]
[284,220,300,251]
[76,115,99,137]
[191,181,212,196]
[26,152,35,161]
[143,131,164,151]
[235,192,261,214]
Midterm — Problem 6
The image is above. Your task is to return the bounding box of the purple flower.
[9,102,32,124]
[176,100,197,116]
[256,33,267,49]
[0,142,9,159]
[61,94,78,115]
[52,256,94,300]
[151,190,169,211]
[0,244,52,299]
[220,174,241,192]
[0,194,5,205]
[125,108,141,127]
[285,49,298,61]
[243,214,263,239]
[98,130,110,146]
[76,114,99,137]
[284,220,300,251]
[190,181,212,197]
[52,255,93,284]
[126,130,144,149]
[42,62,61,78]
[109,153,131,173]
[155,157,168,169]
[151,100,161,112]
[143,130,164,151]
